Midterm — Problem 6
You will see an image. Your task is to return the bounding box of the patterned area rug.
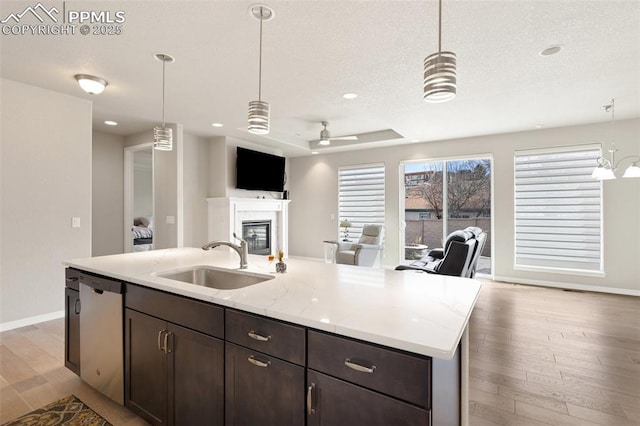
[1,395,112,426]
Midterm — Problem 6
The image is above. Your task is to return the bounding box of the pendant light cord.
[438,0,442,54]
[162,58,166,127]
[610,98,615,147]
[258,7,264,102]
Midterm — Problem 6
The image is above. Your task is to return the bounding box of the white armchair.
[335,224,384,267]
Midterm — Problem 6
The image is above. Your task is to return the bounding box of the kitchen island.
[64,247,481,426]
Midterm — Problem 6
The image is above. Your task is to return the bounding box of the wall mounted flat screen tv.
[236,147,286,192]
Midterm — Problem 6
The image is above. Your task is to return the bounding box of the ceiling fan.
[318,121,358,146]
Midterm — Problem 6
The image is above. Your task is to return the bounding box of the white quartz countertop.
[64,248,481,360]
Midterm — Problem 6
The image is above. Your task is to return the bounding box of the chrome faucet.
[202,233,249,269]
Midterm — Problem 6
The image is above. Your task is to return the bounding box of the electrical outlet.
[166,215,175,224]
[72,217,81,228]
[330,213,335,220]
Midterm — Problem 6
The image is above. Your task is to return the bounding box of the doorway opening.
[401,156,493,276]
[124,144,154,253]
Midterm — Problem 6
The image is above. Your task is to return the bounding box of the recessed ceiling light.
[539,44,564,56]
[535,124,544,129]
[411,139,420,143]
[104,120,118,126]
[342,93,358,100]
[211,123,224,127]
[311,151,319,155]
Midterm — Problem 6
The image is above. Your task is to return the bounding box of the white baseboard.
[492,275,640,297]
[0,310,65,333]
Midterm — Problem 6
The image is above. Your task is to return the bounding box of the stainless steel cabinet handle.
[307,383,316,415]
[247,355,271,368]
[74,299,81,315]
[345,358,376,373]
[163,332,172,353]
[157,330,166,352]
[248,330,271,342]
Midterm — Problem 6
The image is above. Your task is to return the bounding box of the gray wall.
[288,119,640,293]
[182,132,209,247]
[92,131,125,256]
[133,150,153,219]
[153,124,180,249]
[1,79,92,325]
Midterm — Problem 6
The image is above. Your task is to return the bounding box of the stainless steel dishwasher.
[79,272,124,404]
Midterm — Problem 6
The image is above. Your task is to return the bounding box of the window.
[514,145,602,273]
[338,164,385,241]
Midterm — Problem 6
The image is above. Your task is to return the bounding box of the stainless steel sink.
[156,266,274,290]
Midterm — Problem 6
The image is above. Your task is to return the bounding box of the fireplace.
[207,198,290,258]
[242,220,272,255]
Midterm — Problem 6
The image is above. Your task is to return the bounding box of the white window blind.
[338,164,385,241]
[514,146,602,272]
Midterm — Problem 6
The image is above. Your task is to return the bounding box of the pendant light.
[592,98,640,180]
[423,0,457,103]
[248,4,274,135]
[153,53,175,151]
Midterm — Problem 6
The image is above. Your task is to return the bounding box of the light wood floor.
[0,319,147,425]
[1,280,638,425]
[468,280,640,425]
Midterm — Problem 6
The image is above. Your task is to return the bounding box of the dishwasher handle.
[78,273,124,294]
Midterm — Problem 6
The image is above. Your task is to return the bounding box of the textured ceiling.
[1,0,639,157]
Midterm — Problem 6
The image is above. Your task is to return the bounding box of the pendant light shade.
[423,51,457,103]
[424,0,457,103]
[248,4,274,135]
[248,100,270,135]
[153,53,175,151]
[153,127,173,151]
[622,162,640,178]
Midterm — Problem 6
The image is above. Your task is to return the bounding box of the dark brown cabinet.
[64,268,81,376]
[124,285,225,426]
[307,370,430,426]
[225,343,304,425]
[225,309,305,426]
[307,330,431,425]
[65,269,445,425]
[125,309,167,424]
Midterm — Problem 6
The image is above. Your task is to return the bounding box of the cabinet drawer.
[126,284,224,339]
[226,309,305,365]
[308,331,431,408]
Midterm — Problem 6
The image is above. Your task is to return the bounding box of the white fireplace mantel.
[206,197,291,257]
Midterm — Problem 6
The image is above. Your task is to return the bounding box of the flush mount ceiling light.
[248,4,274,135]
[342,93,358,100]
[423,0,456,103]
[153,53,175,151]
[592,98,640,180]
[74,74,108,94]
[211,122,224,128]
[104,120,118,126]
